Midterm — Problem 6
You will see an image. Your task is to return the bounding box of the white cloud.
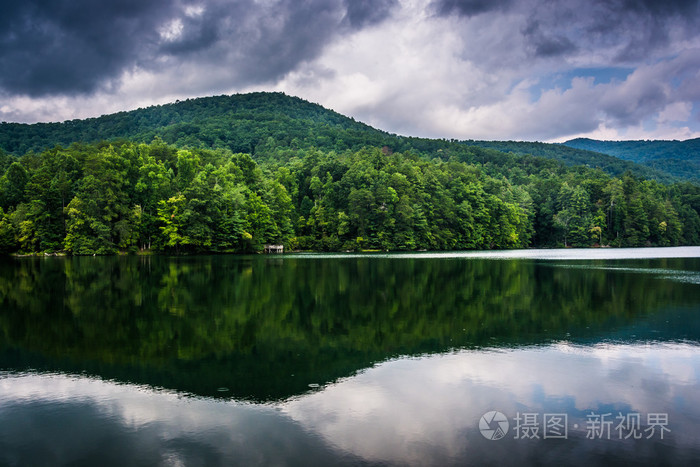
[184,4,205,18]
[159,18,184,42]
[658,102,693,124]
[277,1,518,138]
[282,343,700,465]
[274,1,700,141]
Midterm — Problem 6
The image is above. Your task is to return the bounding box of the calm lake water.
[1,247,700,466]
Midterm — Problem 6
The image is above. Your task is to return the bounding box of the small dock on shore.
[264,244,284,254]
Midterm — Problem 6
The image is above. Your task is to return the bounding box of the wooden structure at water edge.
[264,244,284,254]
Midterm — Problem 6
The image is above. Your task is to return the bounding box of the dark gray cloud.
[343,0,399,29]
[598,50,700,127]
[240,1,351,84]
[620,0,699,16]
[155,0,398,90]
[602,81,669,126]
[581,0,700,62]
[0,0,398,98]
[521,19,578,57]
[0,0,171,96]
[431,0,514,17]
[433,0,700,61]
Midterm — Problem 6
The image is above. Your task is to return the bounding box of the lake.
[1,247,700,466]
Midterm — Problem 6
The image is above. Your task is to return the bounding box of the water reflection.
[0,373,360,467]
[2,341,699,466]
[1,251,699,401]
[284,343,700,465]
[1,249,700,465]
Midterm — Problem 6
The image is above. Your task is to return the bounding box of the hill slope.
[1,92,700,255]
[0,92,395,156]
[0,92,676,182]
[462,140,675,183]
[564,137,700,181]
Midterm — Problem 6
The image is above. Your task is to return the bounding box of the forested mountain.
[0,92,699,255]
[464,140,676,183]
[564,137,700,181]
[0,92,395,156]
[0,92,674,181]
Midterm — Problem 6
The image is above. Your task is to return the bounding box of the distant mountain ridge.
[564,137,700,181]
[460,139,677,183]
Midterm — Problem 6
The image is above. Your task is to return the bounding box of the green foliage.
[565,137,700,182]
[0,92,677,182]
[466,139,677,183]
[0,93,395,157]
[0,148,15,176]
[0,208,17,254]
[0,162,29,209]
[0,137,698,254]
[0,92,698,254]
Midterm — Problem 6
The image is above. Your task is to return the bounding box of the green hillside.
[564,137,700,181]
[0,92,395,156]
[0,92,699,255]
[464,140,676,183]
[0,92,675,182]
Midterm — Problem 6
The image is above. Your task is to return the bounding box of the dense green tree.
[157,193,188,252]
[0,162,29,209]
[63,145,136,254]
[0,208,16,253]
[556,185,593,247]
[0,130,698,255]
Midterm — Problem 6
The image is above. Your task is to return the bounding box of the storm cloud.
[0,0,171,96]
[433,0,700,61]
[0,0,397,97]
[430,0,514,17]
[1,0,699,141]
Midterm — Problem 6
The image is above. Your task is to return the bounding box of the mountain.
[564,138,700,182]
[0,92,395,156]
[461,140,676,183]
[0,92,676,182]
[2,92,700,256]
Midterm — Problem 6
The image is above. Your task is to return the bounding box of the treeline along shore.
[0,93,698,255]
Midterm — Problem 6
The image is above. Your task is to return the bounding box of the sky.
[1,0,700,142]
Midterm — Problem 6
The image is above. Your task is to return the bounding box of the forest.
[0,93,699,254]
[564,137,700,182]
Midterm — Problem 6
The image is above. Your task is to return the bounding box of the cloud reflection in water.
[2,342,699,466]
